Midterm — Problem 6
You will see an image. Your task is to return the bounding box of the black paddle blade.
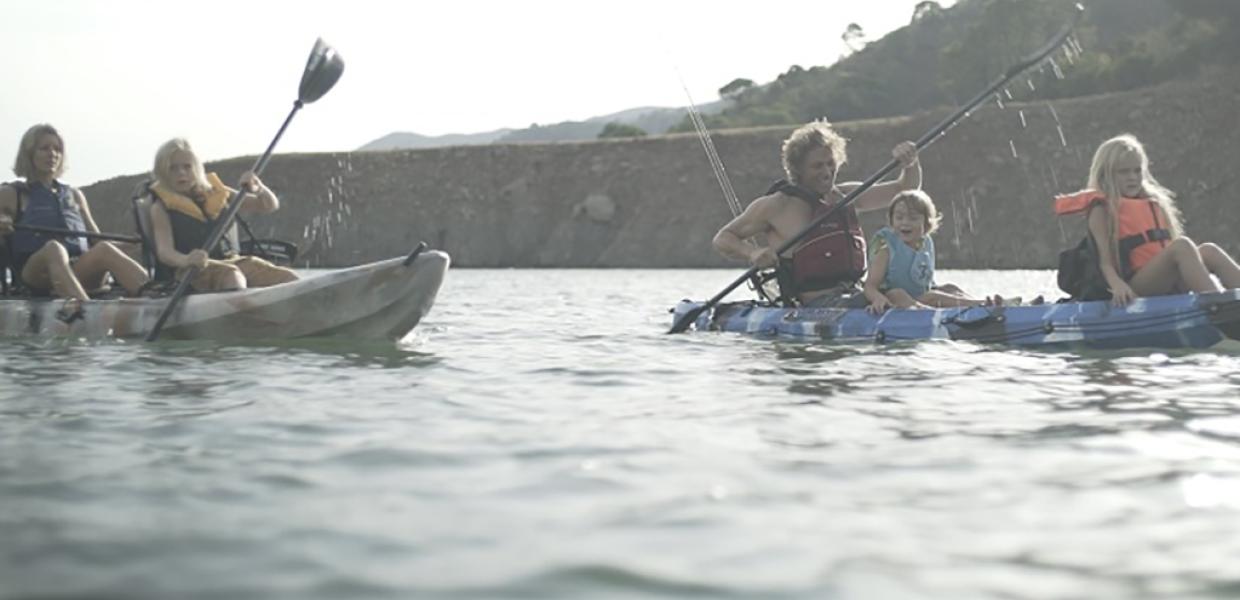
[668,304,708,334]
[298,38,344,104]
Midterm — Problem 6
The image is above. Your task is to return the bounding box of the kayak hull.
[0,250,449,341]
[671,289,1240,350]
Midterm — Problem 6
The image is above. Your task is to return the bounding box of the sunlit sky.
[1,0,955,186]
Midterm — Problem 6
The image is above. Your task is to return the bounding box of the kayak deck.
[0,250,449,341]
[672,289,1240,350]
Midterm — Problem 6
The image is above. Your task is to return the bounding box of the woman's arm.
[0,185,17,235]
[73,189,103,242]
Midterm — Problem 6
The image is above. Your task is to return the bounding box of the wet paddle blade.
[668,304,707,334]
[298,38,345,104]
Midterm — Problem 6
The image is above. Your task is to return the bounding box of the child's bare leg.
[72,242,149,295]
[1130,237,1221,295]
[886,288,930,309]
[1199,242,1240,289]
[919,289,985,307]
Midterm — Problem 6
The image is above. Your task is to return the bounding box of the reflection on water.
[3,270,1240,599]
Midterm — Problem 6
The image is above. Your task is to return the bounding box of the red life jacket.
[1054,190,1171,277]
[770,180,867,295]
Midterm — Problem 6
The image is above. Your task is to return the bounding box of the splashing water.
[1068,35,1084,56]
[968,195,978,233]
[1049,58,1065,80]
[951,198,963,247]
[1047,104,1068,147]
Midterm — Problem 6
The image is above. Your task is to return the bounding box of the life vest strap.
[1118,228,1171,256]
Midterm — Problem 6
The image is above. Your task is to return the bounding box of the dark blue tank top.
[11,180,90,261]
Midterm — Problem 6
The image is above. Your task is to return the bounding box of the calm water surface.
[4,269,1240,599]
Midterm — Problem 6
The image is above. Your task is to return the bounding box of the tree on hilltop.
[598,122,647,139]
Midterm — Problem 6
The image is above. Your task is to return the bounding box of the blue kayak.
[671,289,1240,350]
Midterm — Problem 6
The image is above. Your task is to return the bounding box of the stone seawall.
[85,70,1239,269]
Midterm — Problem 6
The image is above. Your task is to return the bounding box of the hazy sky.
[1,0,955,186]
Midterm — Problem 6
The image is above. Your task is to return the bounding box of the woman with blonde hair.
[146,138,297,292]
[1055,134,1240,306]
[0,124,150,315]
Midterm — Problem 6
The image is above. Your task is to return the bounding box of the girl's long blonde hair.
[152,138,213,194]
[1086,134,1183,270]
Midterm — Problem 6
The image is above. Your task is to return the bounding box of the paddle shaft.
[145,101,303,342]
[14,224,141,244]
[669,13,1081,333]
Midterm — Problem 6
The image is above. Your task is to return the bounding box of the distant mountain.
[357,129,514,151]
[357,101,727,151]
[495,104,725,144]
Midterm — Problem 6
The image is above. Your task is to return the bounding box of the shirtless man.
[712,120,921,307]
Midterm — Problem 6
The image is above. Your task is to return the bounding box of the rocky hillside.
[86,67,1239,269]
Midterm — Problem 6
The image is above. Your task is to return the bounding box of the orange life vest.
[1054,190,1171,277]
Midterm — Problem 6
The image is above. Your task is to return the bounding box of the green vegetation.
[672,0,1236,133]
[598,122,648,139]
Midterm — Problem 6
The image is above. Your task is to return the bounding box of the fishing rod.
[676,69,780,304]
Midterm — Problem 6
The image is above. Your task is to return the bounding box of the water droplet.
[1026,79,1036,92]
[1070,36,1085,56]
[1009,139,1019,159]
[1050,57,1065,80]
[1004,88,1014,100]
[1056,125,1068,147]
[952,199,962,247]
[1018,110,1027,129]
[995,94,1006,110]
[1047,104,1062,125]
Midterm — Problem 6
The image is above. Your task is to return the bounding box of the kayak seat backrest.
[130,181,159,278]
[2,182,21,296]
[0,234,9,296]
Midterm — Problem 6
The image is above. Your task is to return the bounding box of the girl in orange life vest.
[0,124,150,307]
[146,138,298,293]
[1058,134,1240,306]
[862,190,991,313]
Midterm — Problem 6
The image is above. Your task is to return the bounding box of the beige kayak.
[0,250,449,341]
